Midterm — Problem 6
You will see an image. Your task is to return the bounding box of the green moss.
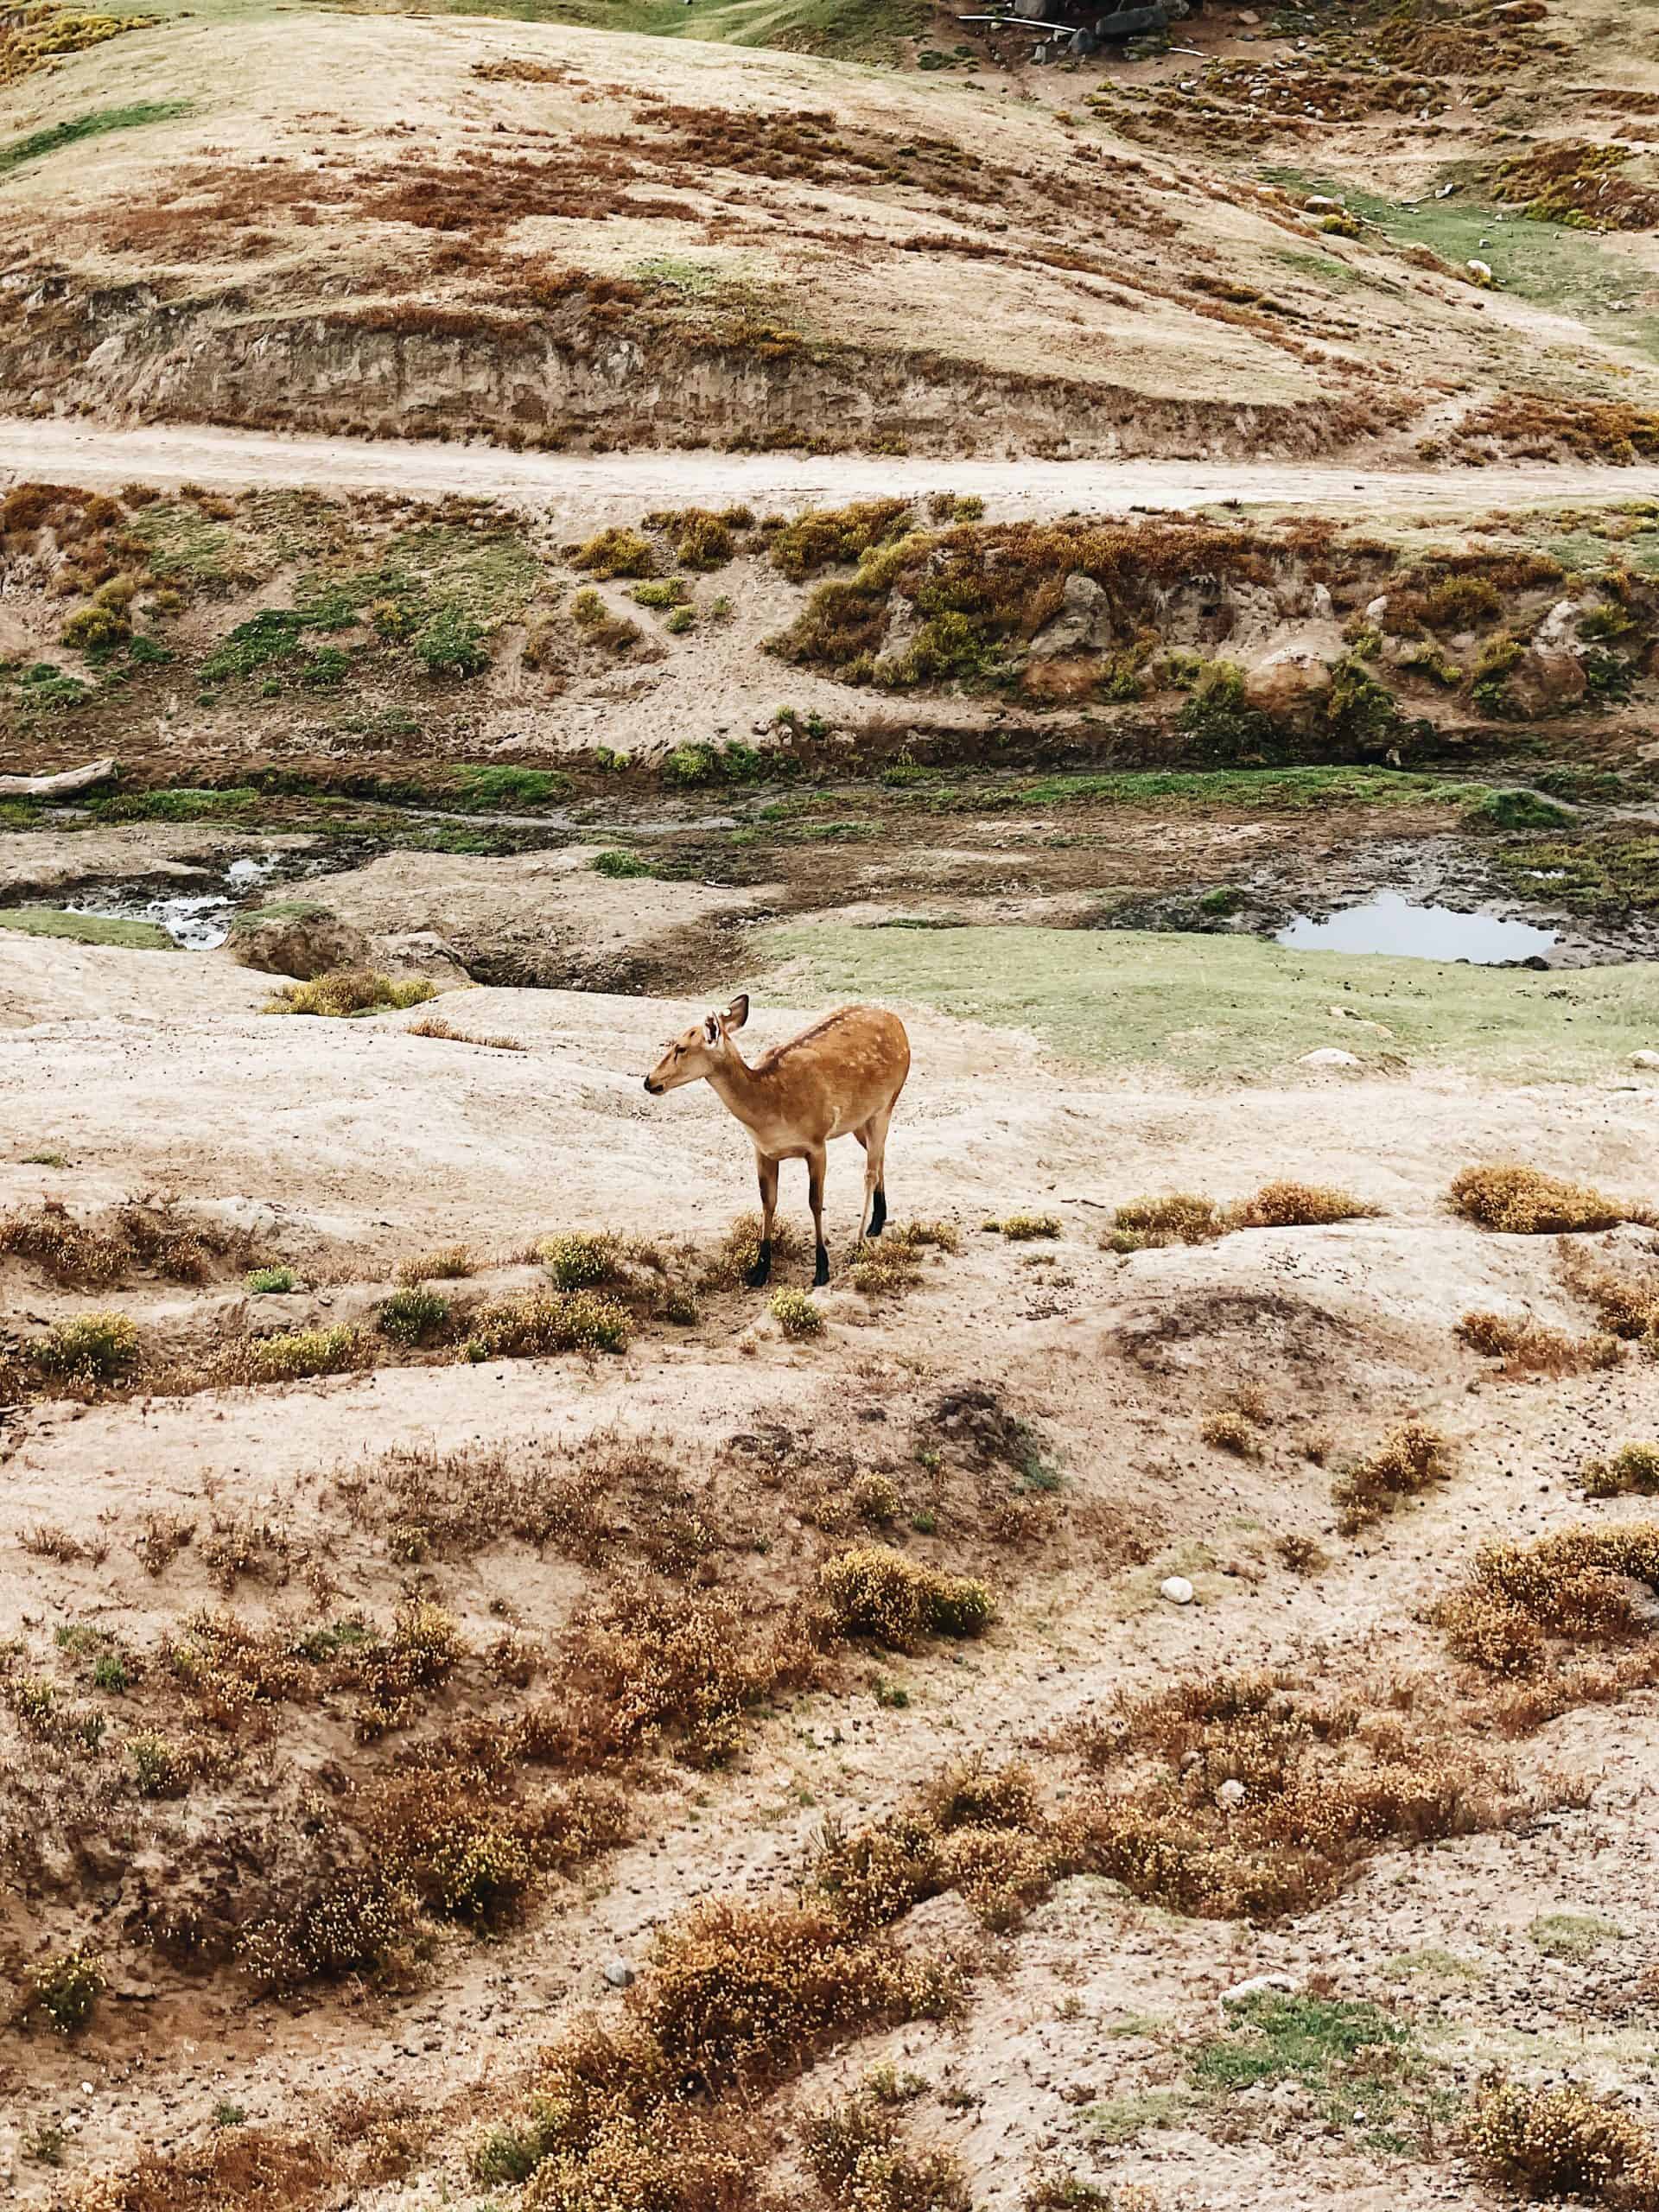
[0,102,189,180]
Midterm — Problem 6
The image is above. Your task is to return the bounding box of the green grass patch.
[0,907,173,950]
[449,765,570,810]
[1191,1993,1440,2151]
[1491,832,1659,913]
[340,0,925,60]
[1527,1912,1624,1959]
[0,102,188,181]
[891,767,1483,815]
[763,920,1659,1082]
[92,786,260,824]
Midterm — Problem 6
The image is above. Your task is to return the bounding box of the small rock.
[1632,1051,1659,1070]
[1217,1778,1247,1810]
[1365,594,1389,623]
[1160,1574,1195,1606]
[602,1957,635,1989]
[1299,1047,1361,1069]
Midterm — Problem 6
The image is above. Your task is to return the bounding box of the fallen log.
[0,757,118,799]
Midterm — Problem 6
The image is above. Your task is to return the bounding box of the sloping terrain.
[1,0,1656,452]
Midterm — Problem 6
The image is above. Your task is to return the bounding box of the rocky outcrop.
[226,902,372,980]
[1243,649,1334,729]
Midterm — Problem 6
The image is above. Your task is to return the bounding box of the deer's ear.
[703,1014,721,1045]
[723,993,750,1032]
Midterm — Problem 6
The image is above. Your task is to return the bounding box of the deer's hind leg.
[747,1152,779,1288]
[856,1103,893,1242]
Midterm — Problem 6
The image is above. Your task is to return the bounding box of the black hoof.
[814,1248,830,1288]
[868,1188,887,1238]
[746,1242,772,1289]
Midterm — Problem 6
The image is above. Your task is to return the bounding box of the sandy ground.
[7,417,1659,521]
[3,931,1659,2207]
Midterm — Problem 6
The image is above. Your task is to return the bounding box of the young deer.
[644,994,911,1287]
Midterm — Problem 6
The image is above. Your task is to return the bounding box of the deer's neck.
[705,1050,769,1134]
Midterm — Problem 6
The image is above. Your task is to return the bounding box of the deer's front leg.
[747,1152,779,1288]
[806,1143,829,1287]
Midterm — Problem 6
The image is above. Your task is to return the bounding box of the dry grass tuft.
[1464,2076,1659,2207]
[0,1196,253,1288]
[772,1287,824,1339]
[267,969,436,1018]
[1200,1409,1261,1459]
[462,1290,632,1361]
[820,1547,994,1650]
[1109,1181,1377,1249]
[802,2094,972,2212]
[405,1015,525,1050]
[1447,1164,1654,1235]
[702,1211,803,1289]
[1439,1522,1659,1676]
[1457,1309,1624,1377]
[1332,1421,1452,1534]
[1583,1445,1659,1499]
[396,1243,474,1284]
[1567,1258,1659,1350]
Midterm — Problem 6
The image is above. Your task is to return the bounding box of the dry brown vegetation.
[1465,2077,1659,2207]
[0,1197,259,1288]
[1109,1180,1379,1251]
[1583,1445,1659,1499]
[1448,1165,1657,1236]
[1439,1522,1659,1685]
[1456,1309,1624,1378]
[1332,1420,1452,1535]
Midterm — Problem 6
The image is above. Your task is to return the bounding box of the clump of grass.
[226,1325,365,1385]
[820,1547,994,1649]
[590,849,655,878]
[1200,1410,1260,1460]
[1583,1444,1659,1498]
[397,1243,474,1283]
[405,1015,525,1050]
[772,1288,823,1340]
[1109,1182,1378,1250]
[238,1867,425,1993]
[574,526,654,579]
[771,499,913,580]
[0,1201,126,1286]
[33,1311,140,1385]
[539,1230,625,1292]
[1448,1164,1654,1235]
[1457,1310,1623,1377]
[1529,1911,1624,1960]
[1568,1260,1659,1350]
[1464,2076,1659,2205]
[1439,1522,1659,1675]
[986,1213,1060,1241]
[377,1286,452,1345]
[1332,1421,1452,1534]
[802,2094,971,2212]
[245,1266,294,1295]
[27,1945,104,2035]
[267,969,436,1018]
[463,1290,631,1361]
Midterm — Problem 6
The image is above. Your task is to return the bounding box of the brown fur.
[644,995,911,1286]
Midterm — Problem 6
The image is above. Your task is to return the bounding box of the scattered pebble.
[1160,1575,1195,1606]
[602,1957,635,1989]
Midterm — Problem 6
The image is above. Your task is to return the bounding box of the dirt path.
[6,417,1658,520]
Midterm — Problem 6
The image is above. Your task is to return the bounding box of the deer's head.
[643,995,749,1095]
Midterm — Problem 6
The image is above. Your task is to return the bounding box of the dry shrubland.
[1439,1522,1659,1679]
[1447,1164,1655,1235]
[1332,1420,1452,1535]
[1464,2077,1659,2207]
[1457,1309,1624,1377]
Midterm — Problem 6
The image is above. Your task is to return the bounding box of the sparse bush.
[1583,1444,1659,1498]
[377,1286,452,1345]
[1332,1421,1452,1534]
[772,1288,824,1339]
[575,526,655,580]
[397,1243,474,1283]
[540,1231,625,1292]
[128,1731,195,1798]
[1464,2075,1659,2206]
[238,1867,424,1992]
[820,1547,994,1650]
[33,1311,139,1385]
[246,1266,294,1294]
[1457,1309,1623,1376]
[1448,1164,1652,1235]
[266,970,436,1019]
[674,509,734,569]
[590,849,654,878]
[1201,1411,1260,1459]
[412,606,489,677]
[802,2094,972,2212]
[230,1325,363,1385]
[702,1212,801,1289]
[1440,1522,1659,1674]
[988,1213,1060,1241]
[772,500,912,580]
[28,1945,104,2034]
[463,1290,631,1361]
[1110,1183,1377,1249]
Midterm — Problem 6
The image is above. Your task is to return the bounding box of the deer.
[643,994,911,1288]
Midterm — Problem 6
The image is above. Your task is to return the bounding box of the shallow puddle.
[1274,891,1558,965]
[63,855,283,950]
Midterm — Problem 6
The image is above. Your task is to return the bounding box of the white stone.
[1221,1971,1296,2011]
[602,1957,635,1988]
[1632,1052,1659,1070]
[1299,1047,1361,1068]
[1160,1574,1195,1606]
[1217,1778,1247,1809]
[1365,594,1389,623]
